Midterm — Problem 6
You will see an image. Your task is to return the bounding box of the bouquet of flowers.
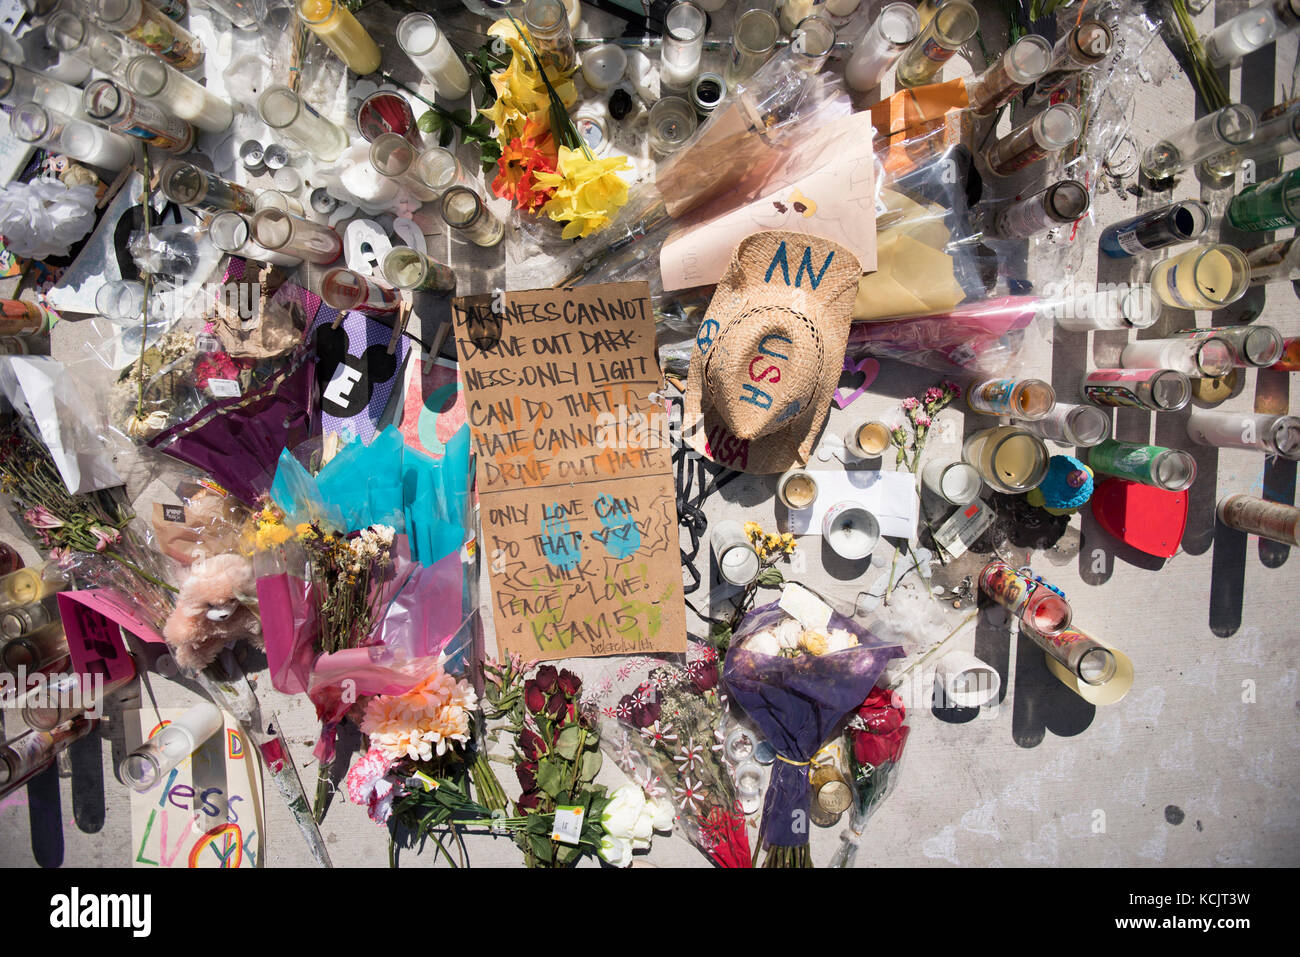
[722,600,903,867]
[829,687,911,868]
[299,522,394,654]
[592,650,752,867]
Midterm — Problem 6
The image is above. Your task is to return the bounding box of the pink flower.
[90,525,120,552]
[345,748,396,826]
[944,381,962,399]
[923,386,944,403]
[914,414,932,428]
[901,397,920,411]
[24,506,63,529]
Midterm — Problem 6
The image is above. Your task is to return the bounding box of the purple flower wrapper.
[722,601,903,849]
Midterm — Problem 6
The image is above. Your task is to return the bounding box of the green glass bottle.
[1227,167,1300,232]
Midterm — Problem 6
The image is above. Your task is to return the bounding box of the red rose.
[535,665,558,693]
[516,761,537,792]
[688,660,719,693]
[524,679,546,714]
[544,691,566,720]
[863,707,903,734]
[520,728,546,761]
[630,699,660,729]
[557,669,581,696]
[517,789,541,811]
[853,724,910,767]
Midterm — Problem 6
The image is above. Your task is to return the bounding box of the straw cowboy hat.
[682,231,861,474]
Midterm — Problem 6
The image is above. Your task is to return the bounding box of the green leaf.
[528,832,553,863]
[557,843,581,865]
[757,567,784,587]
[536,759,566,799]
[417,110,442,135]
[579,749,602,783]
[451,108,472,125]
[438,124,454,148]
[555,725,583,760]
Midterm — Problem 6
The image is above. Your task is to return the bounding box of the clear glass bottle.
[1016,402,1111,448]
[1174,324,1284,368]
[1217,494,1300,546]
[22,666,137,731]
[726,8,781,91]
[660,0,706,91]
[984,103,1080,176]
[370,133,439,202]
[396,13,471,98]
[647,95,697,154]
[82,78,195,153]
[1140,104,1256,180]
[90,0,204,70]
[1099,199,1209,258]
[788,15,837,73]
[95,279,146,322]
[160,159,255,213]
[1088,439,1197,491]
[1275,336,1300,370]
[1027,19,1113,105]
[962,425,1051,493]
[416,146,475,197]
[524,0,578,75]
[320,267,399,314]
[206,209,304,268]
[46,11,137,79]
[843,3,917,93]
[1204,0,1300,66]
[1149,244,1250,310]
[1120,335,1234,378]
[966,377,1056,419]
[1,621,69,674]
[966,34,1053,116]
[119,701,224,791]
[1021,624,1118,687]
[895,0,978,88]
[8,101,134,168]
[995,179,1090,238]
[1081,367,1191,412]
[978,560,1072,635]
[382,246,457,292]
[1187,409,1300,459]
[250,208,343,265]
[1203,102,1299,178]
[0,59,84,116]
[297,0,381,75]
[920,459,983,504]
[1225,167,1300,232]
[440,186,506,247]
[0,718,96,800]
[125,52,234,133]
[257,85,348,162]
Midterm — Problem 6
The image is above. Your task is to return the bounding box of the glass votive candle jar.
[396,13,472,99]
[382,246,457,292]
[962,425,1051,493]
[1149,244,1250,311]
[1187,409,1300,459]
[895,0,978,87]
[125,52,234,133]
[159,159,255,213]
[844,2,918,92]
[416,146,475,197]
[1088,440,1198,492]
[296,0,381,75]
[320,267,400,314]
[726,8,780,90]
[647,95,697,154]
[966,34,1053,117]
[95,279,146,323]
[984,103,1080,177]
[250,208,343,265]
[355,90,418,143]
[257,85,348,162]
[711,519,760,586]
[440,186,505,247]
[1081,368,1191,413]
[1017,403,1111,448]
[1174,324,1283,368]
[119,701,224,791]
[8,101,134,168]
[370,132,439,202]
[1140,103,1256,180]
[255,187,305,217]
[789,15,837,72]
[523,0,578,74]
[660,0,706,91]
[921,460,983,505]
[206,210,304,268]
[82,77,194,153]
[1120,335,1234,378]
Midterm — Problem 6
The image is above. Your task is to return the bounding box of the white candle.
[341,161,399,208]
[126,53,234,134]
[397,14,472,99]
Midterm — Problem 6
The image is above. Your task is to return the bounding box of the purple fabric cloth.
[722,601,903,848]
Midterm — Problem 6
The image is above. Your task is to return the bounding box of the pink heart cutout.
[834,357,880,409]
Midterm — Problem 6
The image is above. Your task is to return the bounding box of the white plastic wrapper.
[0,356,124,494]
[0,178,98,260]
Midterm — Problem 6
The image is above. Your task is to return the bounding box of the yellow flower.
[743,521,763,541]
[798,630,828,656]
[534,147,631,238]
[482,19,576,147]
[255,523,292,549]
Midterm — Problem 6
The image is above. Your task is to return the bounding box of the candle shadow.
[26,762,63,868]
[1077,502,1113,585]
[1208,519,1249,637]
[316,721,364,825]
[69,732,105,835]
[1010,629,1096,749]
[1049,325,1089,404]
[1259,457,1297,569]
[1154,405,1218,556]
[973,605,1010,708]
[819,536,876,583]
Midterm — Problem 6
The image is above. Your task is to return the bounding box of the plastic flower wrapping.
[587,648,752,867]
[723,602,904,867]
[0,179,98,260]
[829,688,911,868]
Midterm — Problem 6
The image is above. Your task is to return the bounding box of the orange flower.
[492,121,559,213]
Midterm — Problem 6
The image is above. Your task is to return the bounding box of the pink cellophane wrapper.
[844,296,1041,375]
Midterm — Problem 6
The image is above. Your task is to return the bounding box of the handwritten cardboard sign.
[451,283,685,661]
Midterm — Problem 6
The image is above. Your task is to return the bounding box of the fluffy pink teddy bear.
[163,553,262,672]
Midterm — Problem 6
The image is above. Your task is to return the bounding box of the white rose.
[631,801,655,849]
[598,834,634,867]
[774,618,803,650]
[825,628,859,653]
[600,783,645,841]
[745,631,780,656]
[652,797,676,833]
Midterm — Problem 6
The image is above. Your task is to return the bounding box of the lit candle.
[396,13,471,99]
[297,0,382,75]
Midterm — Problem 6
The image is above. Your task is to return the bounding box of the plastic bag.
[151,480,253,567]
[829,686,910,868]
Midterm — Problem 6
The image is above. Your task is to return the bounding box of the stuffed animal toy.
[163,553,262,671]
